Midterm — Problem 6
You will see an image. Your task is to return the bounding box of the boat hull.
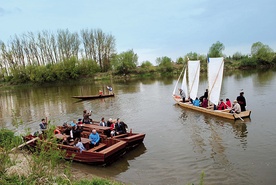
[23,135,127,165]
[173,95,251,120]
[72,94,115,100]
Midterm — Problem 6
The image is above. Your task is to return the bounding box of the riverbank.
[0,128,124,185]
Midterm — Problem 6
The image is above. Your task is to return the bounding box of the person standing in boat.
[107,86,113,95]
[178,88,186,103]
[39,118,47,130]
[237,91,246,111]
[89,129,100,147]
[83,110,92,124]
[200,89,208,102]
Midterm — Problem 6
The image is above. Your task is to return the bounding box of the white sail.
[172,67,184,95]
[181,68,188,97]
[187,60,200,100]
[208,57,224,105]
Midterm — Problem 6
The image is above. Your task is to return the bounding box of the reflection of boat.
[72,94,115,100]
[70,143,147,177]
[173,57,251,120]
[23,134,127,165]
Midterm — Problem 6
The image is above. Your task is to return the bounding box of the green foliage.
[78,59,100,76]
[156,56,173,73]
[0,129,22,150]
[239,57,258,68]
[0,129,22,176]
[140,61,153,68]
[176,57,185,64]
[251,42,275,65]
[73,178,123,185]
[0,126,73,184]
[208,41,225,57]
[111,49,138,75]
[139,61,156,73]
[185,52,199,60]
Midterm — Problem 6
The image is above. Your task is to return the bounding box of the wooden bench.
[101,141,126,154]
[124,134,140,140]
[113,134,128,138]
[86,143,107,152]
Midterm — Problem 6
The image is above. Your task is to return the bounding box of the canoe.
[23,134,127,165]
[72,94,115,100]
[81,124,146,149]
[173,95,251,120]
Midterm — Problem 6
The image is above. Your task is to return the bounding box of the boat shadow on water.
[70,143,147,177]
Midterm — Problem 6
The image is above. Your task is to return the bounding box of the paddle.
[234,113,244,121]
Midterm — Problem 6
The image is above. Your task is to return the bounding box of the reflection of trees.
[254,69,276,85]
[231,121,248,150]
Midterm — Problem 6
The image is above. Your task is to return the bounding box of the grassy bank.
[0,128,123,185]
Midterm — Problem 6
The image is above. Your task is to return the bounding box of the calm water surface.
[1,69,276,185]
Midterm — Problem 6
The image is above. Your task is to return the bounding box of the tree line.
[0,29,275,84]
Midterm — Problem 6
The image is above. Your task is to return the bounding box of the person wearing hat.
[237,91,246,111]
[217,98,227,110]
[230,100,241,114]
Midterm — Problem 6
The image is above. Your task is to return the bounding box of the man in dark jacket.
[237,91,246,111]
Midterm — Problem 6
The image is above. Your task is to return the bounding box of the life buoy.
[54,129,61,134]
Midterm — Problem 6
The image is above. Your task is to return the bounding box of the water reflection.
[71,143,147,177]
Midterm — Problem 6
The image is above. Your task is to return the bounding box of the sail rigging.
[172,60,200,100]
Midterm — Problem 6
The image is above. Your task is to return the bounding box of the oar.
[234,113,244,121]
[11,137,39,151]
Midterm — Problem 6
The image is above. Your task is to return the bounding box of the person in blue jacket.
[193,97,200,106]
[89,129,100,148]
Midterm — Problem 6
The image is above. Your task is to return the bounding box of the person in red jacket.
[217,99,227,110]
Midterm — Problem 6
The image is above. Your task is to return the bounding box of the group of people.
[38,108,128,153]
[178,88,247,114]
[99,117,128,136]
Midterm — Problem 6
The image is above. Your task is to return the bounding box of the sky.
[1,0,276,65]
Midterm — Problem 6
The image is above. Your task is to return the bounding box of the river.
[0,69,276,185]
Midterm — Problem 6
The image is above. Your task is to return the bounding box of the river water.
[1,69,276,185]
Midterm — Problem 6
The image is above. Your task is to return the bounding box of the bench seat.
[86,143,107,152]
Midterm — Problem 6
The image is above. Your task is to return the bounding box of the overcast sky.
[1,0,275,64]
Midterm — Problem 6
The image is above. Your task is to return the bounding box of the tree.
[140,61,153,68]
[208,41,225,57]
[251,42,274,65]
[185,52,199,60]
[156,56,173,72]
[80,29,116,72]
[111,49,138,75]
[232,52,243,60]
[175,57,184,64]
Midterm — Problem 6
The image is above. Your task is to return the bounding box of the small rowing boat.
[72,94,115,100]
